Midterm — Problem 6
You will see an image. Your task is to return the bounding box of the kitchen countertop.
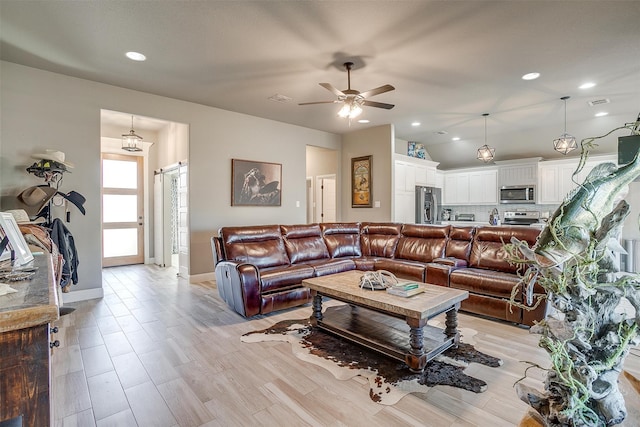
[0,254,59,333]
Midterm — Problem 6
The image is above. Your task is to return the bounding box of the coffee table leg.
[405,317,427,373]
[445,303,461,348]
[310,290,323,326]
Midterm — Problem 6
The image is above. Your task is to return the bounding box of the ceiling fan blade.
[298,100,339,106]
[319,82,345,97]
[362,100,395,110]
[359,84,395,99]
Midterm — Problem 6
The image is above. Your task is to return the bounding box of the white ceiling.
[2,1,639,169]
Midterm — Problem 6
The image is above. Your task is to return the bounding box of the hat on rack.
[4,209,46,225]
[16,186,57,217]
[61,190,86,215]
[31,149,74,169]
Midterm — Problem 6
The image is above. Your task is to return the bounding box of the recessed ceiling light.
[579,82,596,89]
[358,119,370,124]
[452,137,460,141]
[595,111,609,117]
[522,72,540,81]
[126,51,146,61]
[268,93,292,103]
[411,122,421,127]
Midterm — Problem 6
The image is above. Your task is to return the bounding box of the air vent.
[434,130,448,135]
[588,98,610,107]
[268,94,292,103]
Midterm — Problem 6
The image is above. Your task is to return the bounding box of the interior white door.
[153,173,164,266]
[316,175,337,223]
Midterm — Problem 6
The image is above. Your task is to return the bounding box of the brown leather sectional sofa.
[212,222,546,326]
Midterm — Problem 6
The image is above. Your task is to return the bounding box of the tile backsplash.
[442,204,558,223]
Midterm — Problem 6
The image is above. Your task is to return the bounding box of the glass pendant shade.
[477,144,495,162]
[553,133,577,154]
[554,96,577,155]
[122,115,143,152]
[477,113,495,162]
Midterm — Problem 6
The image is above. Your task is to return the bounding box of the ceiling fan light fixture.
[554,96,577,155]
[477,113,495,162]
[337,99,363,119]
[122,115,143,152]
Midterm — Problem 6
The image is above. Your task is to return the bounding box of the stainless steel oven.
[499,185,536,204]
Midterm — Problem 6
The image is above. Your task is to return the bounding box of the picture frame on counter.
[0,212,34,266]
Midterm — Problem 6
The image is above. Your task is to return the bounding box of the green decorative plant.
[507,125,640,426]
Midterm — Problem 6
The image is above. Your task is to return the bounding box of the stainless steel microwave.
[500,185,536,204]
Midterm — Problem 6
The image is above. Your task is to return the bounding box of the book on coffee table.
[386,283,425,297]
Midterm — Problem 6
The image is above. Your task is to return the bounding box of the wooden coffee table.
[303,270,469,372]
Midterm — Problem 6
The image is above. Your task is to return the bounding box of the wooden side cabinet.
[0,254,59,427]
[0,324,52,425]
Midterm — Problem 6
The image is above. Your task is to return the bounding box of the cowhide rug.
[241,317,502,405]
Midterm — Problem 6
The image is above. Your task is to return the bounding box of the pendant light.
[553,96,577,155]
[122,115,143,152]
[477,113,495,162]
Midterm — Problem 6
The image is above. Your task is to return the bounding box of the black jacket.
[49,218,79,287]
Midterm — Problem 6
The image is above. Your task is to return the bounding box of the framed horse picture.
[231,159,282,206]
[351,155,372,208]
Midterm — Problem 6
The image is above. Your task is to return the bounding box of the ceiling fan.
[299,62,395,119]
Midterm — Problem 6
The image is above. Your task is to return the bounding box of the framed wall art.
[231,159,282,206]
[0,212,34,266]
[408,141,426,159]
[351,155,372,208]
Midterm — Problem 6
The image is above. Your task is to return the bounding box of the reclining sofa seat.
[215,224,313,317]
[389,224,450,282]
[447,226,545,325]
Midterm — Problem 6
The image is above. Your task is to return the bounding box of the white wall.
[341,125,394,222]
[0,61,341,296]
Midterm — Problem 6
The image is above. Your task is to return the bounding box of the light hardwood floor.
[52,264,640,426]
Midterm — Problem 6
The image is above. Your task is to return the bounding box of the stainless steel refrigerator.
[415,186,441,224]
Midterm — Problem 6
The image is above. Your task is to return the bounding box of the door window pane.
[103,195,138,222]
[103,159,138,189]
[104,229,139,257]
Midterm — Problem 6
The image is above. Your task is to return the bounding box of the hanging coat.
[49,218,79,287]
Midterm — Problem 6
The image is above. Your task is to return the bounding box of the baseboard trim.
[62,287,104,304]
[189,272,216,283]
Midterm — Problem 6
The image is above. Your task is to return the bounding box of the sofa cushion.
[303,258,356,276]
[469,226,540,273]
[320,223,362,258]
[259,264,315,293]
[281,224,330,263]
[374,258,426,282]
[360,222,402,257]
[446,226,475,261]
[220,225,290,268]
[395,224,449,262]
[449,267,522,301]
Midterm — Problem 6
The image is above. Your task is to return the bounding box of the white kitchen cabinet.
[497,161,539,187]
[537,155,616,204]
[444,169,497,205]
[435,170,444,189]
[394,190,415,223]
[469,169,498,204]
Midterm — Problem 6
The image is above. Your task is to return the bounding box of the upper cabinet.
[537,155,617,204]
[496,158,541,187]
[443,168,497,205]
[393,154,439,222]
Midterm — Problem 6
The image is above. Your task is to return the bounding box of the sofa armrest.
[215,261,261,317]
[425,262,453,287]
[433,257,468,268]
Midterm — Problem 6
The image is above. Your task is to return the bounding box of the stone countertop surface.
[0,254,59,333]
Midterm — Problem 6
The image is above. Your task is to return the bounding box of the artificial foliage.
[507,125,640,426]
